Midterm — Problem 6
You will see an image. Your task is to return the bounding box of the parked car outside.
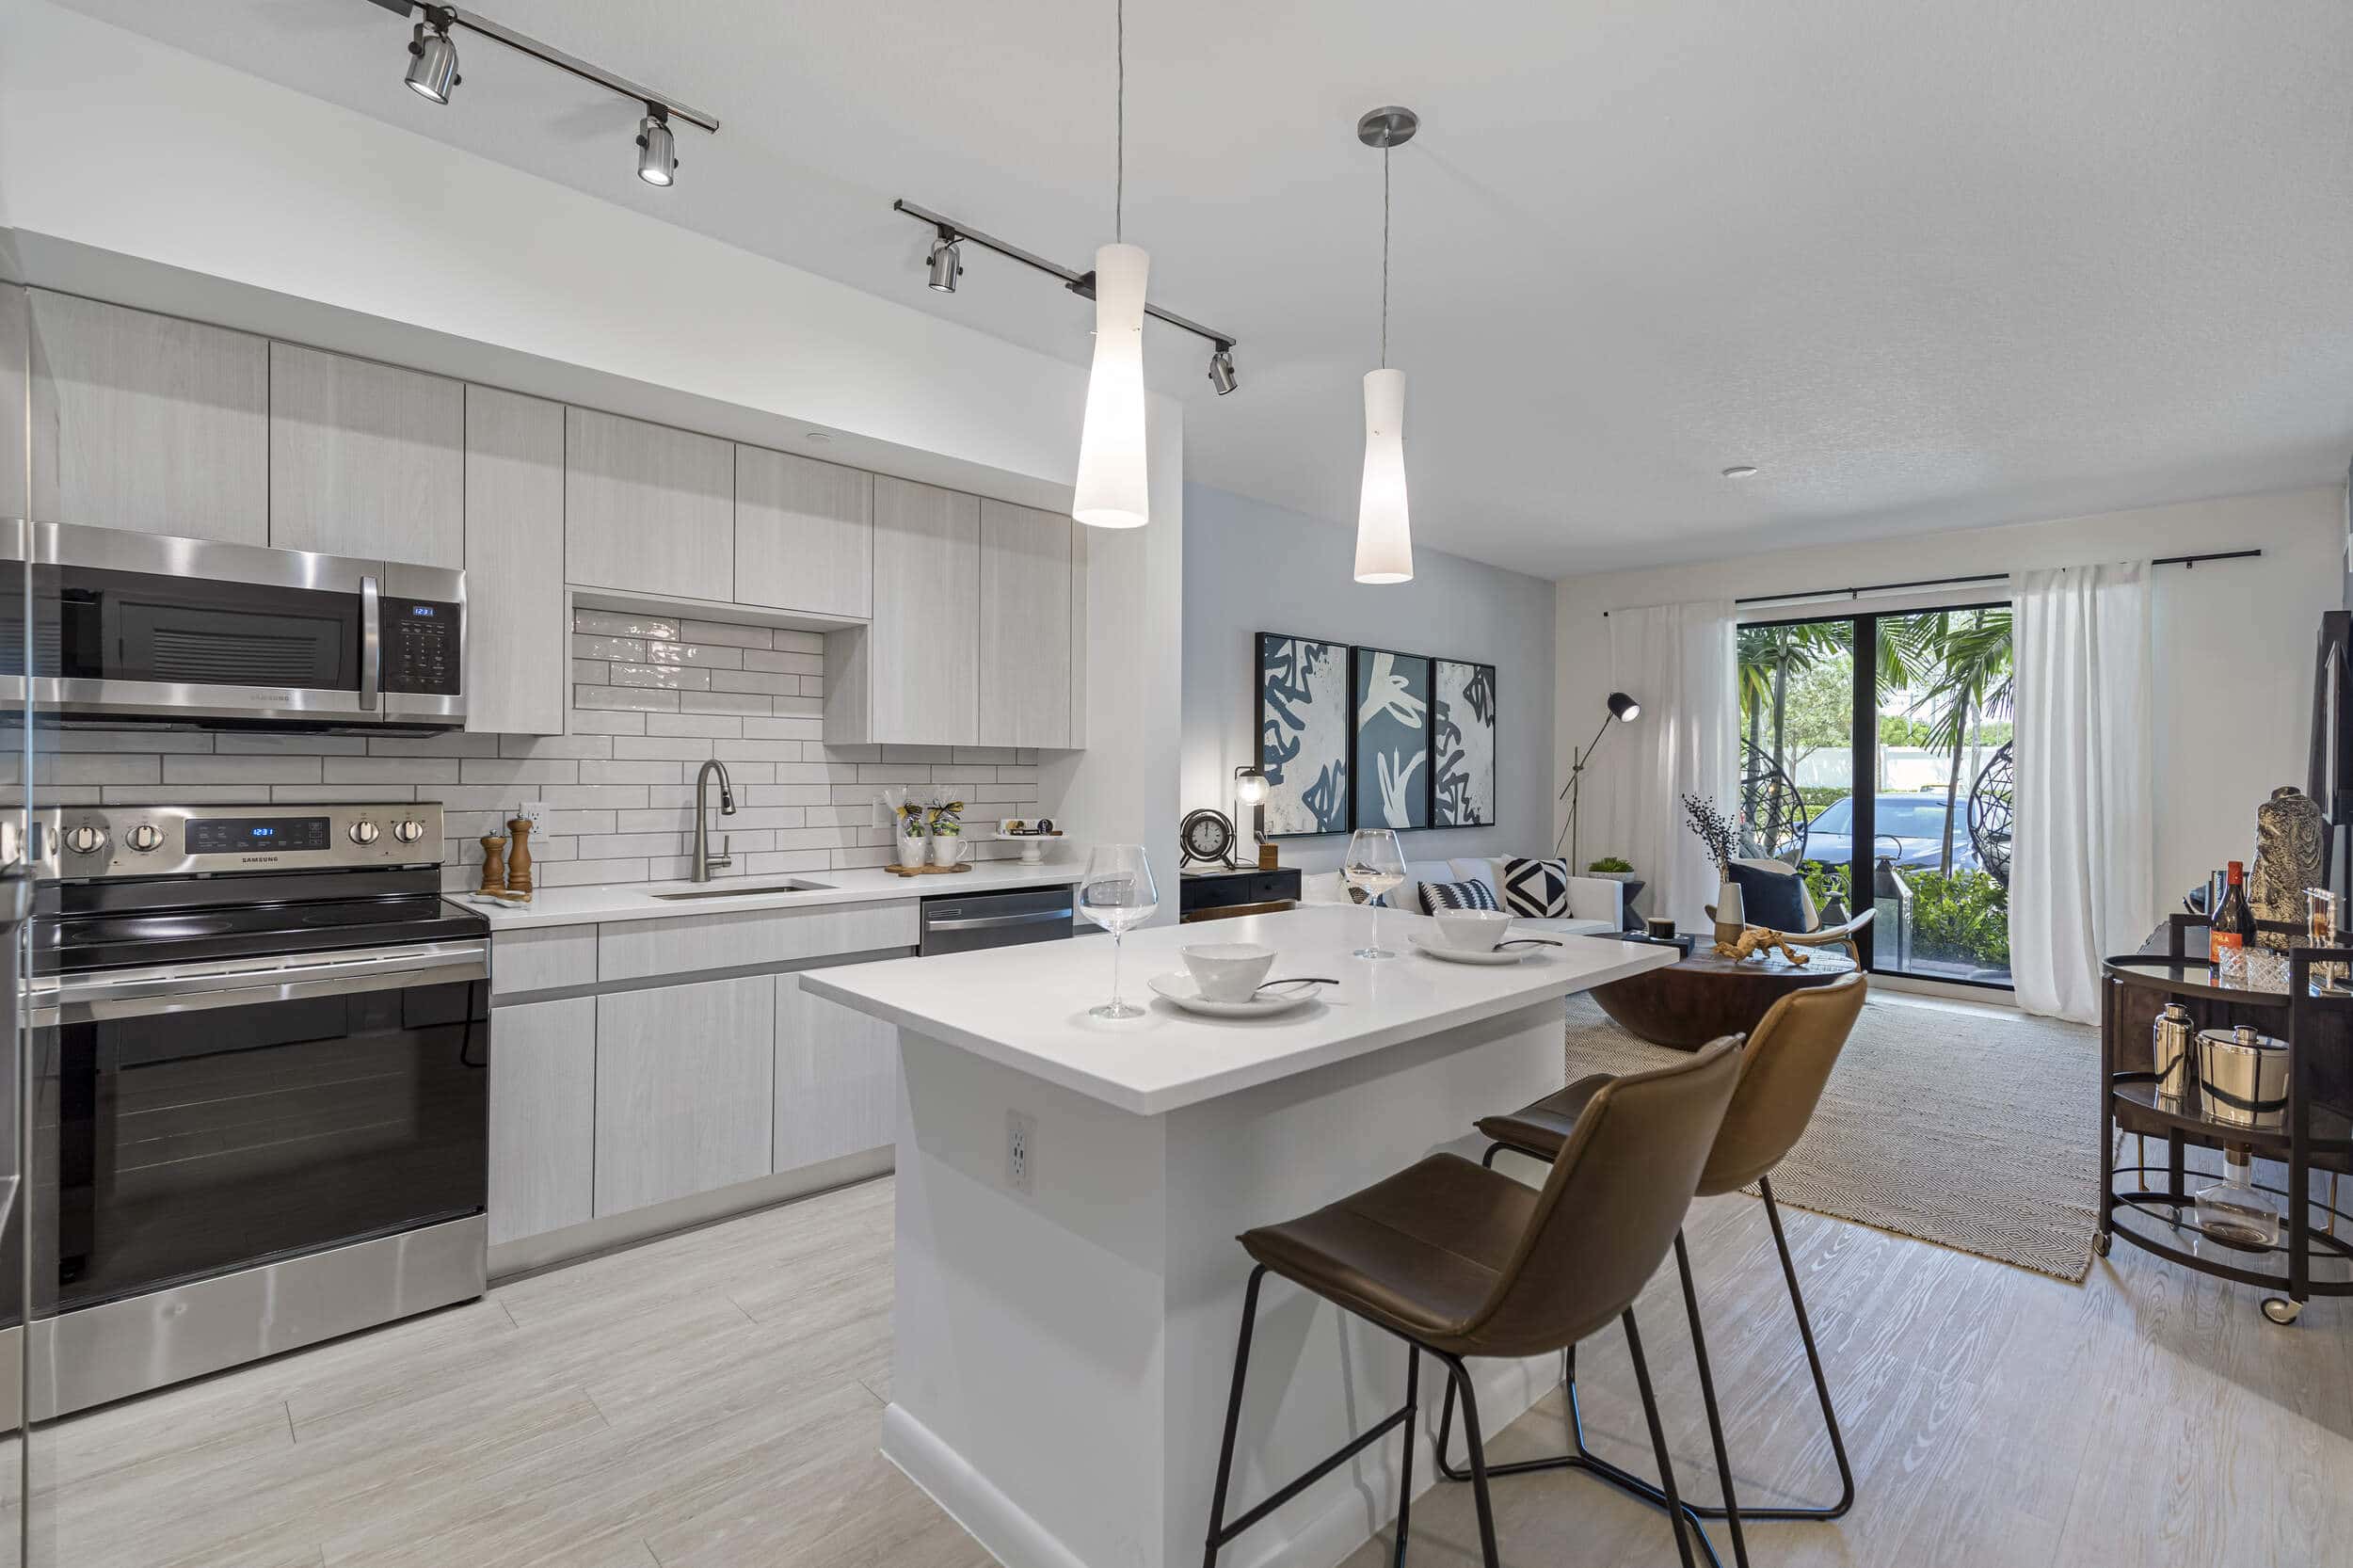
[1800,792,1982,873]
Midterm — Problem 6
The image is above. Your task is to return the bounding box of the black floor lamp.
[1556,692,1641,867]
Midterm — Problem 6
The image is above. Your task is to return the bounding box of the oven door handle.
[28,940,488,1025]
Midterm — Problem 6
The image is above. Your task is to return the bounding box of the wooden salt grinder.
[478,836,509,895]
[505,817,536,897]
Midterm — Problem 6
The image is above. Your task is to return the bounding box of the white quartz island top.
[800,904,1679,1115]
[457,857,1078,931]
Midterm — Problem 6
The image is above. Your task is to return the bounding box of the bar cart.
[2099,915,2353,1325]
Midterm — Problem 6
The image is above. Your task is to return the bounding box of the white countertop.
[461,858,1079,931]
[798,904,1679,1116]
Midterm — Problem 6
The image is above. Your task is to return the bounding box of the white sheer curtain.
[1604,600,1737,934]
[2009,562,2155,1023]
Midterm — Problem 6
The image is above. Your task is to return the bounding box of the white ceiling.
[55,0,2353,579]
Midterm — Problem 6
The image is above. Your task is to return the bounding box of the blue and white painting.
[1258,633,1350,836]
[1352,647,1431,831]
[1433,660,1497,827]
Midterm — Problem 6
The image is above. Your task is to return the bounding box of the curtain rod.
[1718,548,2263,610]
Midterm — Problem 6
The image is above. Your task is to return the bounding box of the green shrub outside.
[1794,858,2010,970]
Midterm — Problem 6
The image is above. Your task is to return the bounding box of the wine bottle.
[2211,859,2254,967]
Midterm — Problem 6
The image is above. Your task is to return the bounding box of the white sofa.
[1301,856,1625,937]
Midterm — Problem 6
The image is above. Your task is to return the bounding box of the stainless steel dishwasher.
[919,884,1078,955]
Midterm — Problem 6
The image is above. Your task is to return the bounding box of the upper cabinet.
[977,499,1077,749]
[464,387,567,735]
[269,343,464,567]
[565,408,733,602]
[825,477,979,746]
[0,289,25,521]
[26,291,269,544]
[734,445,872,619]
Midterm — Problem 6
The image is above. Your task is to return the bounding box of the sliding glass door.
[1738,603,2014,988]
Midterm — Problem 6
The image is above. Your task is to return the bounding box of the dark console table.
[1179,867,1302,924]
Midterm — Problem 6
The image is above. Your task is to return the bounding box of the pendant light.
[1072,0,1150,530]
[1353,105,1417,584]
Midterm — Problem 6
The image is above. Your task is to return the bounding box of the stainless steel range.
[24,801,488,1416]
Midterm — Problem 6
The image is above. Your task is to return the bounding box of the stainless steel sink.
[653,879,833,901]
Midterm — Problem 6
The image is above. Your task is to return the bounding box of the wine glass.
[1080,844,1160,1018]
[1343,828,1406,960]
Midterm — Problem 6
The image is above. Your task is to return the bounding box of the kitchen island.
[800,904,1679,1568]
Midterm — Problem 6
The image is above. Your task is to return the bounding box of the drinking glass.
[1080,844,1160,1018]
[1343,828,1406,959]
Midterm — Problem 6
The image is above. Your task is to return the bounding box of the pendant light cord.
[1380,144,1391,369]
[1114,0,1125,243]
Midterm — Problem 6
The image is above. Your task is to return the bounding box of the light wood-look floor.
[33,1164,2351,1567]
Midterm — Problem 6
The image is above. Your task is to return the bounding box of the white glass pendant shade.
[1353,367,1413,584]
[1073,243,1151,529]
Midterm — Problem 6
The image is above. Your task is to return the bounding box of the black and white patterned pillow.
[1499,857,1570,918]
[1419,878,1500,915]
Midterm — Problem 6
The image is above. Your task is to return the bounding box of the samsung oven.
[0,521,465,729]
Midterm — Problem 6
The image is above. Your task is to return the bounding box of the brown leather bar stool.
[1449,972,1868,1568]
[1202,1035,1744,1568]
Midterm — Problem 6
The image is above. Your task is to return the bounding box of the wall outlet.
[516,801,549,830]
[1006,1110,1035,1196]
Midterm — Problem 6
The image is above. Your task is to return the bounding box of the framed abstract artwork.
[1432,659,1498,826]
[1351,646,1433,831]
[1257,632,1351,836]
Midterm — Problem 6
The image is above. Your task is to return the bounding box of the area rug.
[1561,993,2102,1282]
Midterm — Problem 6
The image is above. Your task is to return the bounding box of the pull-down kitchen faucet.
[692,758,736,882]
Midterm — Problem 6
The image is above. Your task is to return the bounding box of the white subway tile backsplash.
[16,607,1058,890]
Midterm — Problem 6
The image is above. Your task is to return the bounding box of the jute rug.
[1561,993,2102,1282]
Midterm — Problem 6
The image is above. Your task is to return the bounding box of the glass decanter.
[2192,1144,2279,1252]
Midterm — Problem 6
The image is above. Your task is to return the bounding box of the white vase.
[1713,880,1746,946]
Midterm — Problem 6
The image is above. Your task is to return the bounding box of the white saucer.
[1409,932,1539,966]
[1146,973,1323,1017]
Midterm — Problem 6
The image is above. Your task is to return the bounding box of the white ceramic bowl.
[1180,942,1277,1003]
[1431,907,1514,952]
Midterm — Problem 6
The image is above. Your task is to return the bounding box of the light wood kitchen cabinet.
[774,971,897,1172]
[565,407,733,601]
[464,387,567,735]
[25,291,269,543]
[269,342,464,567]
[824,475,979,745]
[735,445,872,619]
[978,498,1076,748]
[488,996,597,1246]
[593,975,775,1216]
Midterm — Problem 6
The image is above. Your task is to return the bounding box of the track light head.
[927,233,961,294]
[636,108,677,186]
[405,12,459,104]
[1207,346,1238,396]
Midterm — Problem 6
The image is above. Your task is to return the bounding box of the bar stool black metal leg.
[1674,1230,1750,1568]
[1391,1346,1418,1568]
[1202,1266,1267,1568]
[1624,1306,1699,1568]
[1441,1354,1502,1568]
[1757,1175,1855,1519]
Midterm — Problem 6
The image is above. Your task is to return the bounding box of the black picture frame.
[1255,632,1353,838]
[1349,644,1435,832]
[1431,658,1499,828]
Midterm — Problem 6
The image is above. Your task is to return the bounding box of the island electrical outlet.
[1007,1111,1035,1196]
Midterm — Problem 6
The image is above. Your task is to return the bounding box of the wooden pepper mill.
[478,835,509,895]
[505,817,536,898]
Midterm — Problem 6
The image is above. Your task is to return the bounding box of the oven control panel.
[382,598,462,696]
[34,803,445,880]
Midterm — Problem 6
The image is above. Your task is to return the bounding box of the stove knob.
[124,824,165,853]
[347,821,381,846]
[392,819,427,844]
[61,824,106,856]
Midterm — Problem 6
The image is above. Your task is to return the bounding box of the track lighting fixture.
[635,106,676,186]
[1208,346,1238,396]
[404,8,459,103]
[927,232,962,293]
[376,2,717,187]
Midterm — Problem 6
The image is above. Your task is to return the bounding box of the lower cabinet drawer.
[593,974,775,1216]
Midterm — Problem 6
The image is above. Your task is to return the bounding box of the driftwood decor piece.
[1712,924,1812,965]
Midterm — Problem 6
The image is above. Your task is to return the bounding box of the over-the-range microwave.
[0,521,465,731]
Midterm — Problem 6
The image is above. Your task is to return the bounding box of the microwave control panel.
[381,598,461,695]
